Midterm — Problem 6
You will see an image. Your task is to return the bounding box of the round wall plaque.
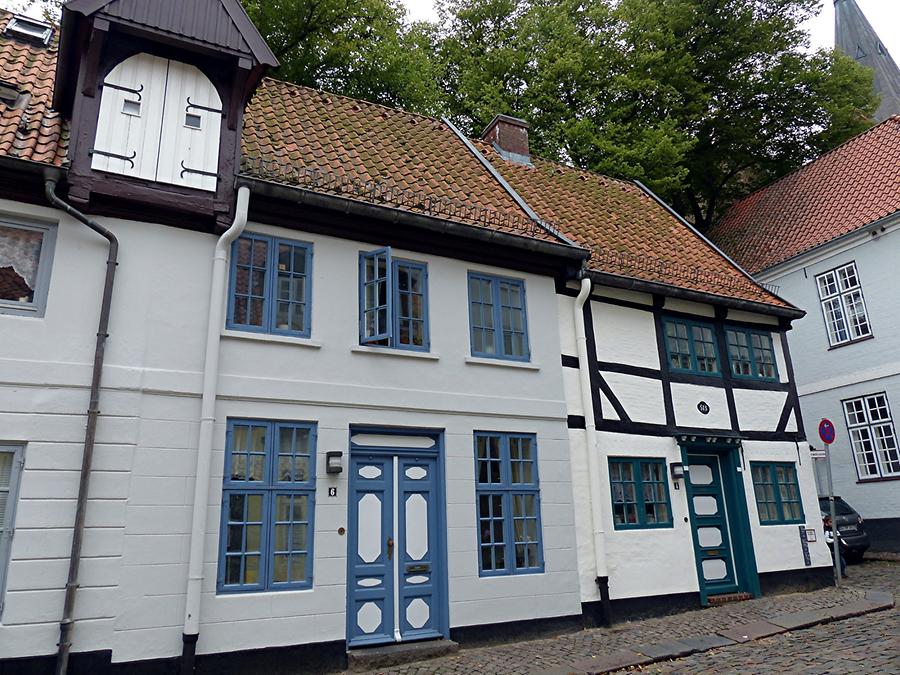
[697,401,710,415]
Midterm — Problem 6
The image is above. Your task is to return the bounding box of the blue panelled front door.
[348,451,444,647]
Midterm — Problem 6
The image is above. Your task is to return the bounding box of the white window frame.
[815,262,872,347]
[842,393,900,481]
[0,443,25,618]
[0,217,57,318]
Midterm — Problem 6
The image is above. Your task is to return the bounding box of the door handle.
[387,537,394,560]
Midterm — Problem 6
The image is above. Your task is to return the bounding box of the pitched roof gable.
[711,117,900,274]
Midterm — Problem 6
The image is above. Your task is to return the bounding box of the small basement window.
[185,113,202,129]
[121,99,141,117]
[4,16,53,45]
[0,81,18,106]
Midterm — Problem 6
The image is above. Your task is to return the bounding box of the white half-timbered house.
[0,2,831,674]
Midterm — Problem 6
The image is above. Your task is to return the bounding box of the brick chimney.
[480,114,531,165]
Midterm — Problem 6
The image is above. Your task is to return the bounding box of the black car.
[819,496,870,563]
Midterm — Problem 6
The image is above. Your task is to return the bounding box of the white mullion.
[392,455,401,642]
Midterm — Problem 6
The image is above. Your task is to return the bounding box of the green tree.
[241,0,443,114]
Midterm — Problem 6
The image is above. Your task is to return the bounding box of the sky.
[401,0,900,58]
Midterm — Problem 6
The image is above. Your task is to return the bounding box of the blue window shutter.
[360,247,393,344]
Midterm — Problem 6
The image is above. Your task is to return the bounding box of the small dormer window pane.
[0,82,18,106]
[185,113,202,129]
[122,100,141,117]
[5,17,53,45]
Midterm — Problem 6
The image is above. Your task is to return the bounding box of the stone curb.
[865,551,900,563]
[560,589,895,674]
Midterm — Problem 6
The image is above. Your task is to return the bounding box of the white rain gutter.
[181,185,251,673]
[573,276,610,607]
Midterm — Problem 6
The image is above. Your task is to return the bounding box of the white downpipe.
[574,277,608,581]
[183,186,251,637]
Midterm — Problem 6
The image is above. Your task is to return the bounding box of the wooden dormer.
[53,0,277,230]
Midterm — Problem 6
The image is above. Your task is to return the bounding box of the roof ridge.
[261,77,446,127]
[726,116,900,209]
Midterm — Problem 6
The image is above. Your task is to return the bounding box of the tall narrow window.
[725,328,778,381]
[219,420,316,592]
[843,393,899,480]
[816,263,872,347]
[227,234,312,338]
[750,462,804,525]
[608,458,672,529]
[663,318,719,375]
[474,433,542,575]
[0,219,56,317]
[359,247,429,350]
[468,273,529,360]
[0,444,24,617]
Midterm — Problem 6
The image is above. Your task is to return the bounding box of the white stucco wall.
[0,198,580,663]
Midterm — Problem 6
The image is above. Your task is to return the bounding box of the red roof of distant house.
[711,117,900,274]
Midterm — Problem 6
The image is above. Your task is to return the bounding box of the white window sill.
[221,329,322,349]
[351,345,440,360]
[464,356,540,371]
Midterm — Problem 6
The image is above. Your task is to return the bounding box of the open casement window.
[0,219,56,317]
[0,445,25,617]
[93,53,222,191]
[359,247,429,350]
[816,263,872,347]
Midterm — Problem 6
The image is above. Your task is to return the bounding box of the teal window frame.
[474,432,543,576]
[663,318,720,376]
[218,419,317,593]
[750,462,804,525]
[726,327,778,381]
[608,457,673,530]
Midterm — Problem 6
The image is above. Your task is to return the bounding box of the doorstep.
[346,639,459,672]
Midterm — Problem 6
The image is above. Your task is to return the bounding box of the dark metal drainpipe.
[45,177,119,675]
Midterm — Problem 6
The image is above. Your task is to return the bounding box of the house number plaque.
[697,401,710,415]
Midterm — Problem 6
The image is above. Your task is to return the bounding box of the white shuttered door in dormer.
[156,61,223,192]
[92,53,169,181]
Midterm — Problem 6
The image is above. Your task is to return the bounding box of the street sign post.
[818,419,840,588]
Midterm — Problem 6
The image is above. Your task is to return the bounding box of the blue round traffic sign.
[818,418,836,445]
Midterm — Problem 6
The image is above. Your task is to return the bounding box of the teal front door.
[685,453,740,598]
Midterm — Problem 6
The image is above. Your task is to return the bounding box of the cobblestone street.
[356,561,898,674]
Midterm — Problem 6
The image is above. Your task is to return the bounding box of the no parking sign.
[818,418,836,445]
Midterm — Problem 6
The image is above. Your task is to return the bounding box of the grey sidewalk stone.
[676,634,736,651]
[716,620,785,643]
[631,639,695,659]
[571,650,653,674]
[865,589,895,606]
[769,607,834,630]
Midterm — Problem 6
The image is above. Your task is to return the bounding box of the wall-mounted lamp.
[670,462,685,489]
[326,451,343,474]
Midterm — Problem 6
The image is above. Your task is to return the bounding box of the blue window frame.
[359,247,429,350]
[663,318,719,375]
[726,328,778,381]
[468,273,529,361]
[609,458,673,529]
[227,233,313,337]
[750,462,804,525]
[474,432,543,575]
[218,419,316,592]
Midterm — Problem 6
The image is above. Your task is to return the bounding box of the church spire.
[834,0,900,122]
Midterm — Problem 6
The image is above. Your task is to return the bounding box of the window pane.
[822,297,849,345]
[231,237,268,328]
[0,224,43,304]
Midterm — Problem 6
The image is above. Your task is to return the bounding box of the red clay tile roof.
[241,79,560,242]
[0,11,67,166]
[711,117,900,274]
[478,143,788,308]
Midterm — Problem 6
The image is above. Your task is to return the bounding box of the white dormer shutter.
[156,60,223,192]
[92,53,169,181]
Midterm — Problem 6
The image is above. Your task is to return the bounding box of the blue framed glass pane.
[273,240,310,334]
[499,280,528,358]
[360,248,393,344]
[394,261,428,349]
[726,330,752,376]
[666,321,692,370]
[751,333,777,379]
[271,493,311,585]
[692,325,718,373]
[223,492,266,588]
[469,274,529,360]
[751,462,803,524]
[665,319,719,375]
[275,424,312,484]
[477,493,506,572]
[469,275,496,356]
[228,422,268,483]
[512,493,540,570]
[727,328,778,381]
[476,434,503,485]
[610,458,673,529]
[231,237,269,328]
